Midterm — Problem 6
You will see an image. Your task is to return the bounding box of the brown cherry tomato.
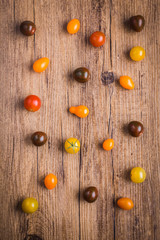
[31,132,47,146]
[83,186,98,203]
[20,21,36,36]
[89,31,106,47]
[128,121,144,137]
[117,198,134,210]
[24,95,41,112]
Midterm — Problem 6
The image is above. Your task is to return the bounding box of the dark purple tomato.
[130,15,145,32]
[128,121,144,137]
[83,186,98,203]
[73,67,90,83]
[31,132,47,146]
[20,21,36,36]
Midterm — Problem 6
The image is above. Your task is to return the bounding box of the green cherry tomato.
[130,167,146,183]
[64,138,80,154]
[22,197,38,213]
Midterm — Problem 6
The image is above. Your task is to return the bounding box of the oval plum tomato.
[22,197,38,213]
[67,19,80,34]
[44,173,57,190]
[117,198,134,210]
[24,95,41,112]
[33,57,49,73]
[89,31,106,47]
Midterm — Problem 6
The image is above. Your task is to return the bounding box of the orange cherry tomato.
[24,95,41,112]
[119,76,134,90]
[44,173,57,190]
[33,57,49,73]
[89,31,106,47]
[69,105,89,118]
[67,19,80,34]
[117,198,134,210]
[103,139,114,151]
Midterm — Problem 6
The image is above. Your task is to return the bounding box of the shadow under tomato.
[122,123,129,136]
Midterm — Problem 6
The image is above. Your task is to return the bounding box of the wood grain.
[0,0,160,239]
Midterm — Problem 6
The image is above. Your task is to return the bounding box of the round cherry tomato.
[44,173,57,190]
[103,139,114,151]
[130,15,145,32]
[83,186,98,203]
[20,21,36,36]
[130,46,145,61]
[89,31,106,47]
[128,121,144,137]
[67,19,80,34]
[33,57,49,73]
[131,167,146,183]
[31,131,47,146]
[22,198,38,213]
[64,138,80,154]
[117,198,134,210]
[69,105,89,118]
[24,95,41,112]
[119,76,134,90]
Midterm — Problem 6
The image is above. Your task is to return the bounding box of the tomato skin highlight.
[24,95,41,112]
[44,174,57,190]
[131,167,146,183]
[64,138,80,154]
[22,198,38,213]
[89,31,106,47]
[67,19,80,34]
[117,198,134,210]
[130,46,145,61]
[119,76,134,90]
[33,57,49,73]
[103,139,114,151]
[69,105,89,118]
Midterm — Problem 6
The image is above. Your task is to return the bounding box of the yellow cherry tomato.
[119,76,134,90]
[65,138,80,154]
[103,139,114,151]
[130,46,145,61]
[130,167,146,183]
[117,198,134,210]
[33,57,49,73]
[67,19,80,34]
[44,173,57,189]
[69,105,89,118]
[22,198,38,213]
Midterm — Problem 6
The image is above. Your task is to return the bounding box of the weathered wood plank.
[0,0,159,239]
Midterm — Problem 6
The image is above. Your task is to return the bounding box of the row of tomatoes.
[22,165,146,213]
[20,15,146,214]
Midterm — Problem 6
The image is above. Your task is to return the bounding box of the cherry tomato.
[24,95,41,112]
[117,198,134,210]
[130,46,145,61]
[67,19,80,34]
[22,198,38,213]
[33,57,49,73]
[119,76,134,90]
[69,105,89,118]
[83,186,98,203]
[131,167,146,183]
[89,31,106,47]
[20,21,36,36]
[44,173,57,190]
[64,138,80,154]
[103,139,114,151]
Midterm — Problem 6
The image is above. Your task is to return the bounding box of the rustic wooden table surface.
[0,0,160,239]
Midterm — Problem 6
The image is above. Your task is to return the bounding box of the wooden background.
[0,0,159,239]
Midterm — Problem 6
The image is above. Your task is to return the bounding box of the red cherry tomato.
[89,31,106,47]
[24,95,41,112]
